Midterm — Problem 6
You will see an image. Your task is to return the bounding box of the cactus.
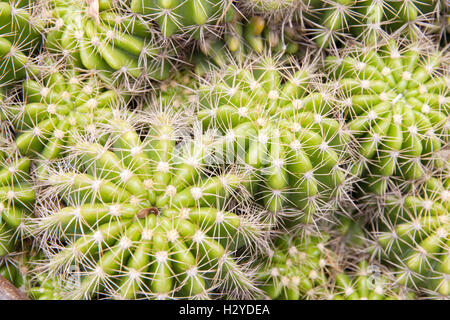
[0,0,42,85]
[33,112,266,299]
[197,56,352,226]
[373,171,449,297]
[327,260,414,299]
[326,38,449,197]
[193,15,301,74]
[128,0,236,40]
[256,230,337,299]
[0,60,126,178]
[156,70,198,113]
[0,138,35,283]
[44,0,173,86]
[239,1,441,50]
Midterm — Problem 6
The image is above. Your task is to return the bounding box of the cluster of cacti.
[327,39,449,197]
[239,0,442,50]
[44,0,174,86]
[0,0,447,302]
[197,57,352,225]
[31,112,267,299]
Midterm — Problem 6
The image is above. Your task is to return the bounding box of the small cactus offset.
[0,0,42,86]
[44,0,174,87]
[193,15,301,74]
[33,112,266,299]
[326,38,449,197]
[197,56,352,226]
[0,60,126,178]
[327,260,414,300]
[0,0,448,302]
[373,171,449,298]
[255,230,338,300]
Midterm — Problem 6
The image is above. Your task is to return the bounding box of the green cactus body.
[34,115,264,299]
[0,139,35,277]
[326,40,449,196]
[194,15,301,74]
[241,0,440,50]
[45,0,171,83]
[328,260,414,300]
[0,0,42,84]
[0,64,125,178]
[197,57,351,224]
[257,232,335,300]
[304,0,440,49]
[129,0,235,39]
[376,173,449,297]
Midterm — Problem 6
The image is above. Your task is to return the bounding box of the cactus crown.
[32,110,267,299]
[195,54,353,227]
[373,170,449,297]
[326,38,449,196]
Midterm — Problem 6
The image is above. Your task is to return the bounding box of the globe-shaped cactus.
[44,0,173,85]
[373,172,449,297]
[33,113,266,299]
[0,139,35,262]
[0,61,125,178]
[197,56,352,225]
[0,0,42,85]
[327,260,414,300]
[326,39,449,196]
[256,231,337,300]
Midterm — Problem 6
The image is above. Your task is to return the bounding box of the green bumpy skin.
[35,115,264,299]
[326,39,449,197]
[375,173,449,297]
[45,0,171,83]
[0,63,124,177]
[0,140,35,260]
[0,0,41,84]
[193,15,300,74]
[238,0,307,21]
[301,0,439,50]
[197,57,351,225]
[129,0,235,39]
[328,260,414,300]
[256,232,336,300]
[239,1,440,49]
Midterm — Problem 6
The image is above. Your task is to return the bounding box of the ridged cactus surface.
[45,0,173,84]
[1,62,126,180]
[33,113,266,299]
[129,0,235,39]
[327,39,449,196]
[0,0,42,85]
[0,0,447,302]
[197,57,352,225]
